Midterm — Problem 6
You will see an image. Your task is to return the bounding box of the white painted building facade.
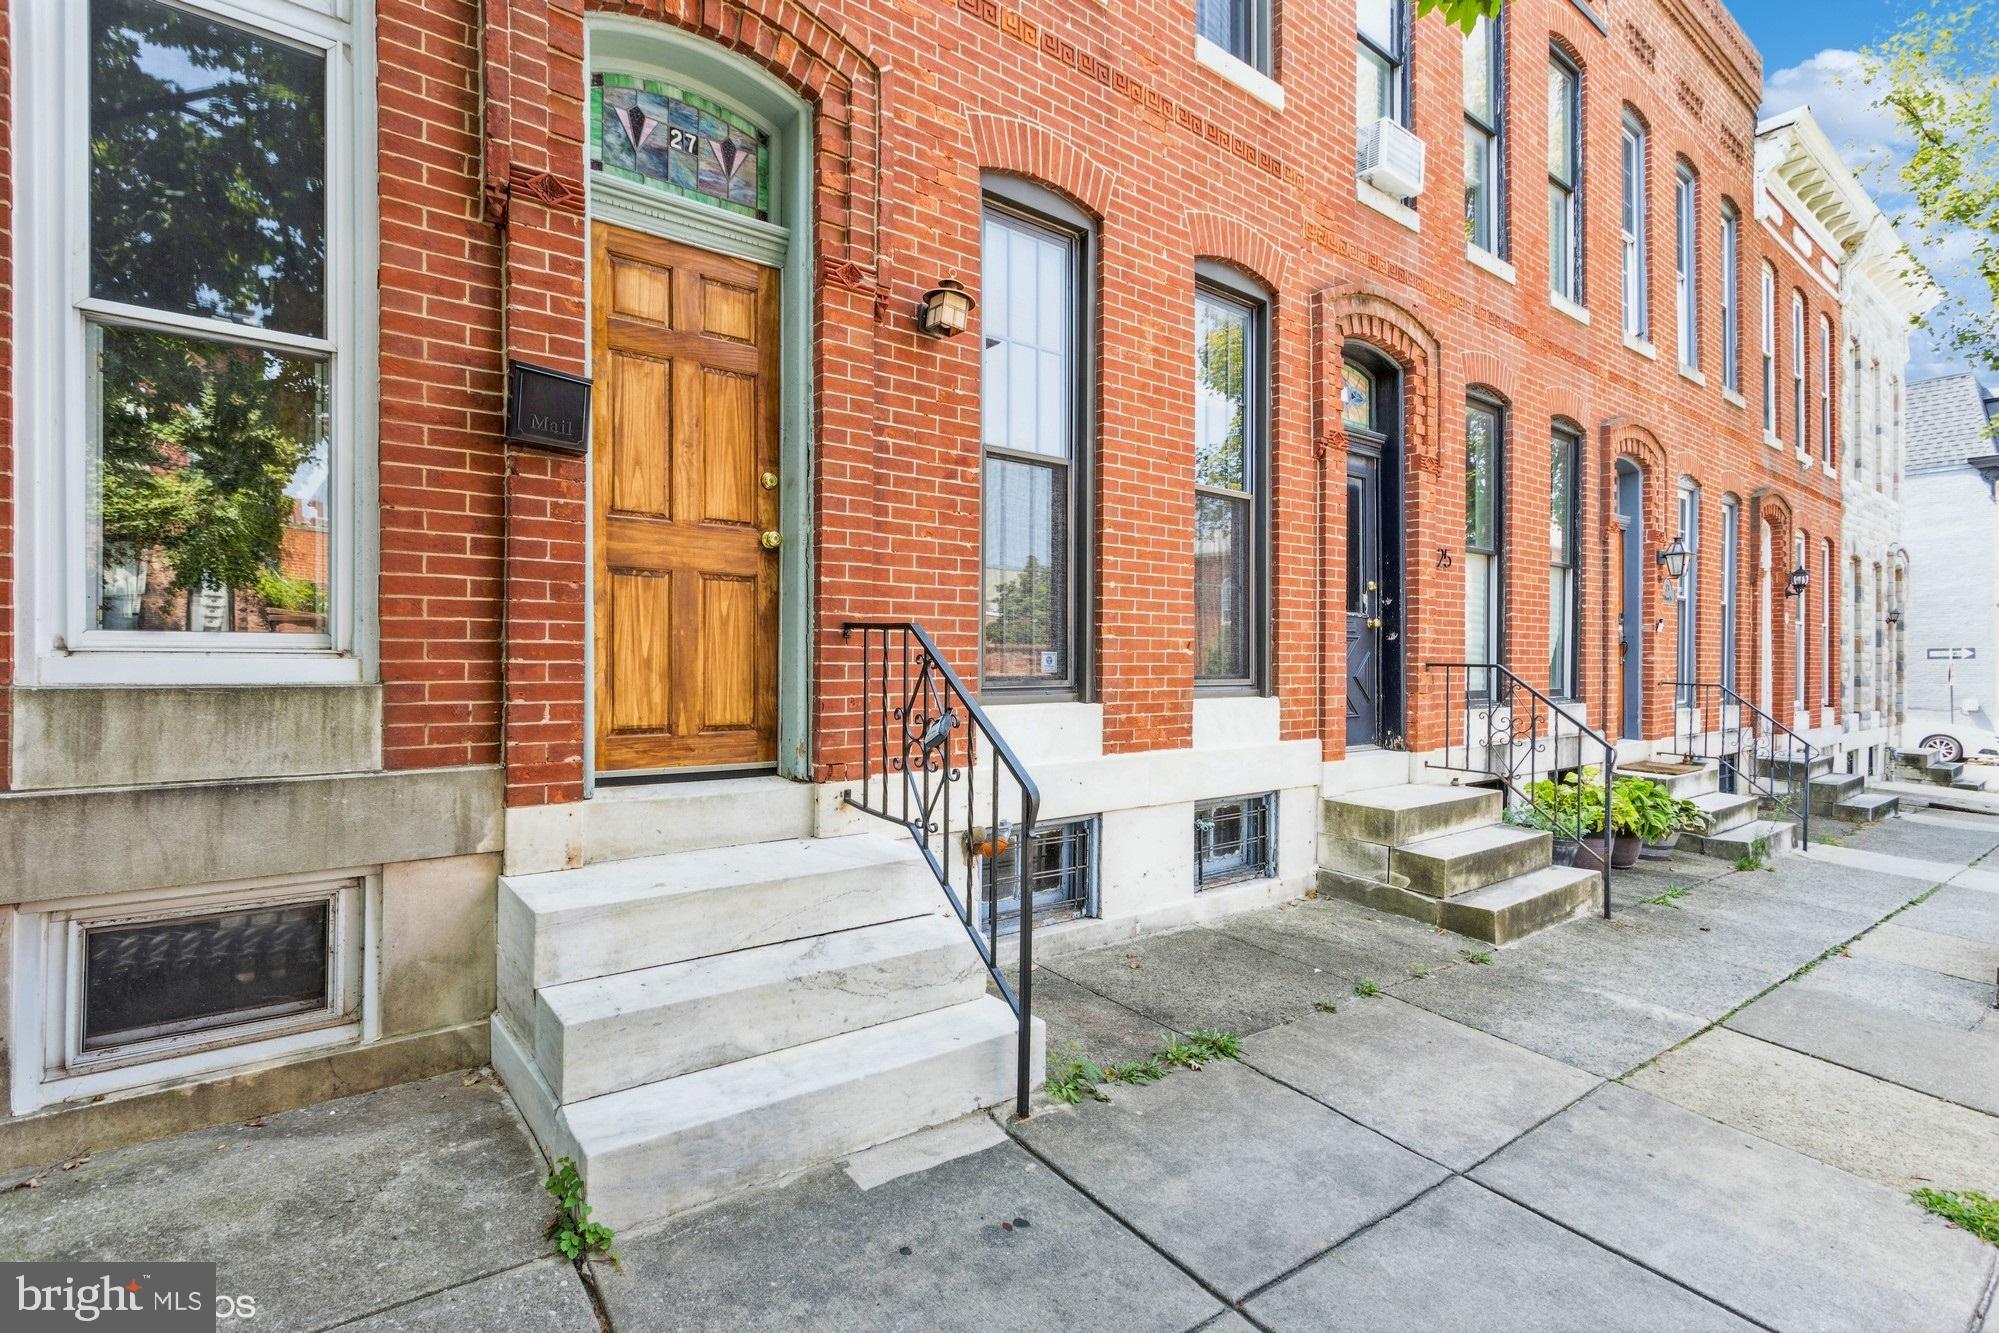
[1904,374,1999,741]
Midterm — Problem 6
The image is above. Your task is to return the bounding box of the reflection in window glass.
[1195,794,1275,888]
[1195,290,1259,684]
[1357,0,1407,127]
[91,326,331,634]
[1549,430,1579,696]
[1465,402,1503,690]
[987,818,1097,931]
[84,901,331,1050]
[1462,16,1502,255]
[981,204,1082,690]
[90,0,327,336]
[1548,54,1580,303]
[1197,0,1259,69]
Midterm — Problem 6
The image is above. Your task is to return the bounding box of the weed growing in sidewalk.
[1409,964,1430,979]
[1313,999,1339,1013]
[1458,948,1493,965]
[1641,886,1691,909]
[1353,977,1382,997]
[544,1157,617,1264]
[1045,1030,1242,1102]
[1910,1188,1999,1246]
[1733,836,1771,872]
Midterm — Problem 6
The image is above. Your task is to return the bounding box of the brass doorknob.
[1366,617,1382,629]
[760,530,782,550]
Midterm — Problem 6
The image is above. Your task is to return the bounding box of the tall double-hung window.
[1819,315,1834,467]
[1194,277,1266,689]
[19,0,365,680]
[1463,15,1505,256]
[1465,399,1504,692]
[1675,482,1699,705]
[1674,165,1698,369]
[981,188,1091,696]
[1761,264,1778,434]
[1547,53,1582,304]
[1198,0,1269,74]
[1549,427,1581,697]
[1620,116,1648,339]
[1793,531,1808,712]
[1358,0,1410,128]
[1719,202,1740,392]
[1791,293,1807,453]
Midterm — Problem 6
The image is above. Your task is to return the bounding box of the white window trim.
[13,0,378,688]
[9,869,378,1114]
[1195,35,1285,111]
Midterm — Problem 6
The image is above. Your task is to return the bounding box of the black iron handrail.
[1669,680,1813,850]
[1424,662,1615,919]
[839,621,1039,1119]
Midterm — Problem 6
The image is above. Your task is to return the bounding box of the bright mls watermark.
[3,1263,256,1329]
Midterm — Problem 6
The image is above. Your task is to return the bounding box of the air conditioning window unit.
[1357,117,1426,199]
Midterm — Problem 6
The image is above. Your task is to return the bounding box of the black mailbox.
[506,361,592,455]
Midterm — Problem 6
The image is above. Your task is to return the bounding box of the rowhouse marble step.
[1437,864,1602,944]
[494,997,1039,1232]
[1682,817,1796,863]
[1621,761,1720,799]
[1390,823,1552,899]
[532,913,987,1102]
[1808,773,1865,810]
[1834,792,1901,824]
[1321,783,1503,847]
[497,834,940,1035]
[1689,789,1759,835]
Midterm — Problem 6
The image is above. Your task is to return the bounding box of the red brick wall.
[0,0,1847,801]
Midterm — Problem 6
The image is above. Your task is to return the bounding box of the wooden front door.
[591,223,780,773]
[1345,452,1384,747]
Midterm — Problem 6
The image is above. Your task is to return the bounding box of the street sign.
[1927,648,1977,660]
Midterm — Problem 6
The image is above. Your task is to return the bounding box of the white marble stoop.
[491,791,1042,1232]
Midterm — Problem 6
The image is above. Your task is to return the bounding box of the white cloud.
[1763,48,1990,380]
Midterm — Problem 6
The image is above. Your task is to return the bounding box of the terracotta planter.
[1575,835,1610,871]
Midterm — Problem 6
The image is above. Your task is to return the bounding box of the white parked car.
[1905,709,1999,768]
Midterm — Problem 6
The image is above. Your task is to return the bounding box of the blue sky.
[1734,1,1985,381]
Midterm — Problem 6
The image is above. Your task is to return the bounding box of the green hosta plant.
[1613,776,1682,843]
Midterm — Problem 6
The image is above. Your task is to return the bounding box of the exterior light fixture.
[919,278,975,337]
[1886,606,1903,626]
[1655,535,1690,582]
[1785,564,1811,598]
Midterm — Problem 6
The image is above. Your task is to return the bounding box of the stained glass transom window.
[1342,364,1374,431]
[591,73,771,221]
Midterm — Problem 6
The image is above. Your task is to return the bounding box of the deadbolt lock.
[760,530,782,550]
[761,471,779,491]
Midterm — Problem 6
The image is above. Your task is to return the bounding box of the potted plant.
[1618,776,1686,861]
[1526,773,1607,868]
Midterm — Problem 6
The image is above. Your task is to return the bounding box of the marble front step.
[1321,784,1502,847]
[1682,817,1796,862]
[1689,790,1758,835]
[1808,773,1864,811]
[1392,824,1552,899]
[497,834,938,1035]
[494,997,1040,1233]
[532,913,987,1102]
[1620,760,1720,799]
[1834,792,1901,824]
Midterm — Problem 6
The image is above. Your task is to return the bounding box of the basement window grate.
[1195,793,1276,889]
[984,817,1098,933]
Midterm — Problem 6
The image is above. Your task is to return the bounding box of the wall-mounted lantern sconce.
[1785,564,1811,598]
[1655,535,1690,582]
[1886,606,1904,626]
[919,278,975,337]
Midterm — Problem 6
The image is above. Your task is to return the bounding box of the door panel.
[1346,455,1384,748]
[592,222,780,772]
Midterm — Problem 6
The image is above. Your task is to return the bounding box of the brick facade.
[0,0,1850,797]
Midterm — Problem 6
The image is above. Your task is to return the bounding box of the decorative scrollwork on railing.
[1670,680,1812,849]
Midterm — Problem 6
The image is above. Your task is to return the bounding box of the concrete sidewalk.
[3,802,1998,1330]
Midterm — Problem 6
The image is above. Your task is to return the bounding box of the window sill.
[1356,179,1419,232]
[1550,293,1590,326]
[28,648,368,688]
[1466,244,1517,285]
[1194,37,1284,111]
[1722,387,1747,409]
[1622,334,1658,361]
[1678,363,1706,386]
[1796,449,1814,470]
[1764,431,1785,450]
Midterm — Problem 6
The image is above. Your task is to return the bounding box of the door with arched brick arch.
[589,222,780,774]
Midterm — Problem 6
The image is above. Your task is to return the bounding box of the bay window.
[17,0,366,682]
[981,187,1091,696]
